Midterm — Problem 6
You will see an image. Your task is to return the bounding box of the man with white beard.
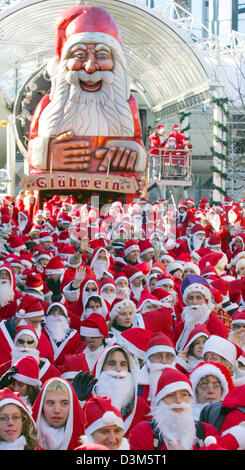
[129,368,218,450]
[174,224,207,258]
[87,345,150,437]
[0,262,23,321]
[28,5,146,174]
[44,302,84,368]
[174,275,229,353]
[137,332,176,405]
[89,247,112,282]
[100,278,117,306]
[0,293,54,367]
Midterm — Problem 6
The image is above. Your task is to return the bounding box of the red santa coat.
[32,377,85,450]
[128,419,217,450]
[173,311,229,349]
[43,328,85,368]
[0,320,55,367]
[0,291,23,321]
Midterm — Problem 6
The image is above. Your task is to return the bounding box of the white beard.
[92,260,108,281]
[146,361,176,406]
[181,303,211,330]
[38,60,134,137]
[152,400,196,450]
[45,315,70,342]
[82,306,105,320]
[0,279,14,307]
[191,235,206,251]
[11,346,40,364]
[84,344,104,372]
[101,292,116,305]
[116,287,131,299]
[39,416,65,451]
[130,284,143,302]
[94,370,135,411]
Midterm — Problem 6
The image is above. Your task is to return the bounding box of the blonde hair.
[45,379,69,396]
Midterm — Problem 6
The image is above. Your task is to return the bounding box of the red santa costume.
[91,345,150,437]
[32,377,85,450]
[174,274,229,352]
[129,368,217,450]
[0,261,23,321]
[176,323,211,375]
[43,302,84,368]
[80,395,130,450]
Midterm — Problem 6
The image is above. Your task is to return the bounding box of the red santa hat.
[38,231,53,243]
[109,297,136,322]
[57,230,70,244]
[203,335,242,366]
[189,361,234,401]
[0,388,36,427]
[235,257,245,274]
[90,246,110,270]
[231,309,245,327]
[124,239,139,257]
[100,277,116,292]
[16,293,44,319]
[60,353,89,381]
[132,306,173,338]
[46,302,68,317]
[57,242,75,260]
[190,224,206,236]
[166,261,184,275]
[207,233,221,250]
[32,377,85,450]
[136,292,165,312]
[178,201,188,210]
[84,396,124,435]
[12,356,42,387]
[181,324,210,352]
[144,332,176,362]
[45,218,57,232]
[20,251,33,269]
[0,261,15,289]
[151,288,173,306]
[114,272,128,285]
[14,324,40,346]
[24,271,43,291]
[155,368,193,404]
[160,254,175,264]
[55,5,126,70]
[155,273,175,289]
[7,235,26,252]
[122,264,143,283]
[45,256,65,276]
[34,249,52,263]
[116,328,154,360]
[80,313,109,338]
[138,239,154,256]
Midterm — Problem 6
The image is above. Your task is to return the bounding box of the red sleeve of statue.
[128,94,143,139]
[29,94,50,140]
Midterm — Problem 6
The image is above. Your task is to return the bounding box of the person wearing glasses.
[0,387,38,450]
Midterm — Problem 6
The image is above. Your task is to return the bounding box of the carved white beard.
[0,280,14,307]
[11,345,40,364]
[152,400,196,450]
[181,303,211,329]
[38,59,134,137]
[45,315,70,342]
[94,370,135,411]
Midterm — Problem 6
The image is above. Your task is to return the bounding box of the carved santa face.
[66,43,114,92]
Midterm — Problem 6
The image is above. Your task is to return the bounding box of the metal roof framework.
[0,0,219,118]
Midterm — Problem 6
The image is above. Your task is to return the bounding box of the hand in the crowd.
[79,238,89,253]
[46,278,62,302]
[177,350,188,362]
[168,440,186,450]
[0,366,18,389]
[72,265,87,289]
[72,371,98,401]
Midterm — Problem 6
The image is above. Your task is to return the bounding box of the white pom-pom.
[204,436,217,447]
[103,411,117,426]
[18,309,26,316]
[0,261,4,266]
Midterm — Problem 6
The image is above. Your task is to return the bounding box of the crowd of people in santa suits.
[0,190,245,451]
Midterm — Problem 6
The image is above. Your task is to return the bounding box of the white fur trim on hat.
[46,303,68,317]
[16,308,44,319]
[190,363,229,399]
[14,330,39,346]
[183,262,201,275]
[236,258,245,273]
[124,245,140,256]
[110,299,136,321]
[129,271,143,282]
[85,411,124,435]
[144,345,176,362]
[203,335,237,365]
[182,283,212,306]
[80,326,103,337]
[13,372,42,388]
[155,381,193,404]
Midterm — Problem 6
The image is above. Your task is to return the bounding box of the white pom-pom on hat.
[204,436,217,447]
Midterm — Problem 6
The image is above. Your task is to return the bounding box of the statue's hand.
[95,146,138,171]
[49,131,92,170]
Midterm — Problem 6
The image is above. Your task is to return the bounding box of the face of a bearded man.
[0,272,14,307]
[38,42,134,138]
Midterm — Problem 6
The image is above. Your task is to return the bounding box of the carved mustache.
[65,69,114,86]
